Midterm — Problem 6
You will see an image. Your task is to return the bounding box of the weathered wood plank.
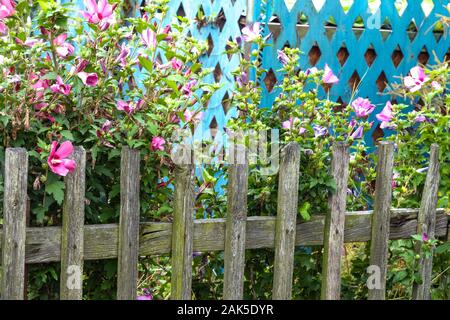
[0,210,446,263]
[117,147,141,300]
[413,144,440,300]
[272,142,301,300]
[1,148,28,300]
[171,164,195,300]
[223,143,248,300]
[321,142,350,300]
[368,141,395,300]
[60,147,86,300]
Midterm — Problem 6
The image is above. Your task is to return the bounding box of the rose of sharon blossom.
[47,141,76,177]
[114,43,129,67]
[282,119,293,130]
[277,50,289,65]
[50,76,71,95]
[351,97,375,118]
[376,101,395,129]
[53,34,75,58]
[116,100,143,114]
[141,28,157,50]
[181,79,197,96]
[184,109,204,123]
[313,125,328,138]
[170,58,183,72]
[78,72,98,87]
[350,126,364,139]
[403,66,429,92]
[0,21,7,35]
[431,81,442,91]
[151,137,165,151]
[415,115,427,123]
[322,64,339,84]
[0,0,15,19]
[241,22,261,42]
[137,288,153,300]
[82,0,117,29]
[282,117,305,134]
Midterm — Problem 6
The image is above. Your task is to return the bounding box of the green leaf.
[393,270,408,282]
[33,206,47,224]
[436,242,450,254]
[138,56,153,73]
[299,202,311,221]
[45,180,65,205]
[37,0,53,11]
[161,78,179,94]
[61,130,74,140]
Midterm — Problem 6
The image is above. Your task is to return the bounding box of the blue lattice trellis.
[254,0,450,146]
[62,0,450,147]
[162,0,247,142]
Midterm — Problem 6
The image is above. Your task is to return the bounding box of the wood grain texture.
[0,210,446,263]
[117,147,141,300]
[369,141,395,300]
[223,144,248,300]
[60,147,86,300]
[413,144,440,300]
[1,148,28,300]
[171,164,195,300]
[272,142,301,300]
[321,142,350,300]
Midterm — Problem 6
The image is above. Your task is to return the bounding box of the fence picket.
[1,148,28,300]
[368,141,395,300]
[272,142,301,300]
[117,147,141,300]
[321,142,350,300]
[60,147,86,300]
[223,143,248,300]
[171,163,195,300]
[413,144,440,300]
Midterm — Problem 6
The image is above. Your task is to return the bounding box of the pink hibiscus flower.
[47,141,76,176]
[151,137,165,151]
[82,0,116,29]
[78,72,98,87]
[53,34,75,58]
[50,76,71,95]
[322,64,339,84]
[376,101,394,129]
[0,0,15,19]
[403,66,429,92]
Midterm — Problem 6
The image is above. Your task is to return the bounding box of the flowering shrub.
[0,0,448,301]
[0,0,216,225]
[0,0,215,298]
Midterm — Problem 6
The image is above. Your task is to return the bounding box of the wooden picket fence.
[0,141,448,300]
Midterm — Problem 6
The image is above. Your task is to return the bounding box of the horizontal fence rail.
[0,142,448,300]
[0,209,447,263]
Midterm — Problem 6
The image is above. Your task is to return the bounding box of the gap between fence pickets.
[0,209,447,264]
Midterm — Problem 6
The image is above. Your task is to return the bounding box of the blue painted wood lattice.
[62,0,450,146]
